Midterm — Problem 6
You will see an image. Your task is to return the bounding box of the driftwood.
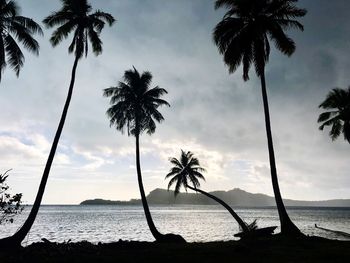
[234,226,277,238]
[315,224,350,238]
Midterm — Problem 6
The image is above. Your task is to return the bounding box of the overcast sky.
[0,0,349,204]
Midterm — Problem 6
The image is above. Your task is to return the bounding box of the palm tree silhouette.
[165,150,252,234]
[318,87,350,143]
[104,67,186,243]
[0,0,43,82]
[0,0,115,248]
[213,0,306,236]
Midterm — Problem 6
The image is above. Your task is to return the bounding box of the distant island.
[80,188,350,207]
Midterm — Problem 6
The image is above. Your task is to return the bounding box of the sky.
[0,0,349,204]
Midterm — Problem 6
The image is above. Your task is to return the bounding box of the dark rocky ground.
[0,235,349,263]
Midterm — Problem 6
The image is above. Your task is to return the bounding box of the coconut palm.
[318,87,350,143]
[0,0,115,248]
[165,150,251,234]
[0,0,43,82]
[104,67,185,243]
[213,0,306,235]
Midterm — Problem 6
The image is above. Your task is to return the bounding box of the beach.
[1,235,349,263]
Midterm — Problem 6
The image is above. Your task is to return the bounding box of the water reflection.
[0,205,349,245]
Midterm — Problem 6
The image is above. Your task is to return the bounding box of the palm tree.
[213,0,306,236]
[0,0,115,248]
[0,0,43,82]
[318,87,350,143]
[104,67,185,243]
[165,150,251,234]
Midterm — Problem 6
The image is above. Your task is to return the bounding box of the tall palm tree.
[0,0,115,248]
[318,87,350,143]
[213,0,306,235]
[0,0,43,82]
[104,67,185,243]
[165,150,251,234]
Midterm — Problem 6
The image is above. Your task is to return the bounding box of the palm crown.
[103,67,170,136]
[165,150,206,195]
[318,87,350,143]
[0,0,43,81]
[43,0,115,59]
[213,0,306,80]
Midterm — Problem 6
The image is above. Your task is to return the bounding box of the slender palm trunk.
[135,134,162,241]
[260,70,301,236]
[0,56,80,248]
[186,185,249,233]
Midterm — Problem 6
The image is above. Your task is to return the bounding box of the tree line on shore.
[0,0,349,247]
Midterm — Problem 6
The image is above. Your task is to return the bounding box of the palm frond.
[92,10,116,26]
[103,86,119,97]
[165,151,206,196]
[49,20,77,47]
[343,121,350,143]
[330,120,342,141]
[4,34,24,76]
[14,16,43,36]
[0,0,18,17]
[317,111,338,123]
[147,108,165,123]
[188,173,201,189]
[215,0,238,10]
[169,157,182,169]
[318,87,350,144]
[193,171,206,181]
[87,26,102,55]
[275,19,304,31]
[267,23,295,56]
[165,167,181,179]
[145,86,168,98]
[213,0,305,78]
[7,22,40,55]
[145,118,156,135]
[252,37,267,77]
[319,88,349,110]
[43,10,72,28]
[246,219,258,231]
[167,176,179,192]
[105,67,169,137]
[43,0,113,58]
[0,37,6,78]
[271,2,307,20]
[242,42,253,81]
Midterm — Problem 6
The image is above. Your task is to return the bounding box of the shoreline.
[21,204,350,209]
[1,235,349,263]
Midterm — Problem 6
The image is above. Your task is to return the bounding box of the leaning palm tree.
[165,150,252,234]
[0,0,43,82]
[318,87,350,144]
[104,67,185,243]
[213,0,306,235]
[0,0,115,248]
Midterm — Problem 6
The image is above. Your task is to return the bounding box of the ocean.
[0,205,349,245]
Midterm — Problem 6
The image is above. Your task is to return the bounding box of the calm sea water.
[0,205,349,245]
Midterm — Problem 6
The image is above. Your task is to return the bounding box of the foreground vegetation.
[0,235,349,263]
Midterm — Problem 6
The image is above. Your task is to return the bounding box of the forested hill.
[80,188,350,207]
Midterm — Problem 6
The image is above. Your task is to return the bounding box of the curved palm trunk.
[135,134,163,241]
[260,70,301,236]
[186,185,249,233]
[0,56,80,248]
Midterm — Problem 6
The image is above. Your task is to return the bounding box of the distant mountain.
[80,188,350,207]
